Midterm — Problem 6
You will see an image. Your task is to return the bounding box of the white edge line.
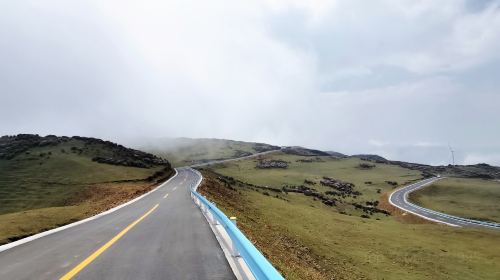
[388,178,461,227]
[0,169,179,253]
[401,188,500,229]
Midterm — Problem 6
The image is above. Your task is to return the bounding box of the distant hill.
[390,161,500,179]
[0,134,170,168]
[134,137,280,167]
[0,134,173,245]
[326,151,348,158]
[281,146,330,156]
[279,147,500,180]
[347,151,500,179]
[350,154,388,163]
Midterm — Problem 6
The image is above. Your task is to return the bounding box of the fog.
[1,0,500,165]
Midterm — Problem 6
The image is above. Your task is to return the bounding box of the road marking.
[59,204,160,280]
[173,186,177,191]
[0,170,179,254]
[163,193,169,199]
[388,178,460,227]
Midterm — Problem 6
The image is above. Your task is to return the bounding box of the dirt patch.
[379,192,434,225]
[80,169,174,216]
[0,169,174,245]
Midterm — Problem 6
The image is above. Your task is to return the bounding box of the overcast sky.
[1,0,500,165]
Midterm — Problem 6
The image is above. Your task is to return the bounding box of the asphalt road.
[0,167,236,280]
[389,177,500,229]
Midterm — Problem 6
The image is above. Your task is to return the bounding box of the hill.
[0,134,173,244]
[350,154,388,162]
[281,146,331,156]
[326,151,348,158]
[348,153,500,179]
[134,137,280,167]
[198,151,500,279]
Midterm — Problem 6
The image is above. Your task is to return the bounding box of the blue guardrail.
[191,190,284,280]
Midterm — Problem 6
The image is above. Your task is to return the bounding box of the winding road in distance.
[389,177,500,229]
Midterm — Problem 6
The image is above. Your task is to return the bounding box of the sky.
[1,0,500,165]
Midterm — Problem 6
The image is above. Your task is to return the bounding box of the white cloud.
[1,0,500,166]
[463,153,500,165]
[368,140,389,147]
[413,142,443,148]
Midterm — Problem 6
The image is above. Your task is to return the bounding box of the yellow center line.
[163,193,169,199]
[59,204,160,280]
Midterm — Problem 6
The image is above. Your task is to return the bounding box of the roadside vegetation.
[199,152,500,280]
[409,177,500,223]
[136,137,280,167]
[0,135,173,245]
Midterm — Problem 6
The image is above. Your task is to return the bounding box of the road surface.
[0,167,235,280]
[389,177,500,229]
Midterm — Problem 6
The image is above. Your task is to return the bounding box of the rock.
[256,159,288,169]
[320,177,361,196]
[358,163,376,169]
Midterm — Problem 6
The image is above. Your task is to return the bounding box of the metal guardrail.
[188,168,284,280]
[391,177,500,229]
[404,195,500,229]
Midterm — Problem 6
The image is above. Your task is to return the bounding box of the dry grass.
[200,166,500,280]
[198,171,332,279]
[0,171,173,245]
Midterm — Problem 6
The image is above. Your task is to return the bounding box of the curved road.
[389,177,500,229]
[0,167,235,280]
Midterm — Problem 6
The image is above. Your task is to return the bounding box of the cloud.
[463,153,500,165]
[0,0,499,165]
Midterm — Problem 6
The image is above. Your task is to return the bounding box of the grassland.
[200,153,500,280]
[0,137,171,244]
[210,152,422,216]
[136,137,279,167]
[409,178,500,223]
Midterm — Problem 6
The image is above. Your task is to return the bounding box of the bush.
[359,163,375,169]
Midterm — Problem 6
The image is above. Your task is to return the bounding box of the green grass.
[409,178,500,223]
[211,152,422,216]
[201,155,500,280]
[0,139,161,215]
[137,138,278,167]
[0,138,168,244]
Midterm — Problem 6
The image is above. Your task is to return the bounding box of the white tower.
[448,144,455,166]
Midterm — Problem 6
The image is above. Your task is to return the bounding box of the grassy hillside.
[200,153,500,280]
[135,137,280,167]
[208,152,422,217]
[409,178,500,223]
[0,134,173,244]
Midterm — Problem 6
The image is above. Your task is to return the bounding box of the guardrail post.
[229,217,240,257]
